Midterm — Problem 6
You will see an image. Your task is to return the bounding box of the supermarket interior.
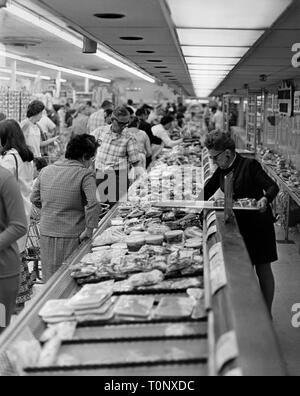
[0,0,300,377]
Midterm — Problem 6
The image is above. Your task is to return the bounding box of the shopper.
[204,131,279,313]
[37,112,60,158]
[0,166,27,332]
[128,117,152,169]
[127,99,136,115]
[0,113,6,122]
[71,104,90,136]
[31,134,99,282]
[95,106,141,204]
[20,100,45,158]
[87,100,113,134]
[152,116,183,148]
[0,119,35,310]
[209,103,224,131]
[91,109,113,145]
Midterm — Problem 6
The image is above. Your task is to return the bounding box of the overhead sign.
[278,80,294,117]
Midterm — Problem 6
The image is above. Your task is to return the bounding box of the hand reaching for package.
[257,197,268,213]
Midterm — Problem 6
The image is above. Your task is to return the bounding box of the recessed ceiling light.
[155,66,168,69]
[94,13,125,19]
[120,36,144,41]
[147,60,163,63]
[161,71,171,74]
[137,50,155,54]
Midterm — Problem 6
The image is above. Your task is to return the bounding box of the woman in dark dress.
[204,132,279,313]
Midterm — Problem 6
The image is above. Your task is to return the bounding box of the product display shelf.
[0,146,287,377]
[258,160,300,249]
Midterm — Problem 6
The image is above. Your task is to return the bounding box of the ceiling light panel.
[188,65,234,71]
[182,46,249,58]
[186,57,238,65]
[177,29,264,47]
[0,51,111,83]
[167,0,292,29]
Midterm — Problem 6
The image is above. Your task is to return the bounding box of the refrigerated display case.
[0,145,287,377]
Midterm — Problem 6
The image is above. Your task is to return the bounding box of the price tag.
[210,251,227,295]
[207,213,217,228]
[209,242,222,261]
[205,225,217,241]
[206,210,216,222]
[216,331,239,373]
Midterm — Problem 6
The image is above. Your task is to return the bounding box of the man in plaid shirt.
[87,100,113,134]
[96,106,141,204]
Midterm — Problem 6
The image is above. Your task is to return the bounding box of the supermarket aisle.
[273,226,300,376]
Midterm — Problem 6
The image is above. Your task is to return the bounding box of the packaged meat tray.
[113,296,155,319]
[154,297,195,319]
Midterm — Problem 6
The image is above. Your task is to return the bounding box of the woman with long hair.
[0,119,34,311]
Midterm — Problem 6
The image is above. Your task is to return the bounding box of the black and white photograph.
[0,0,300,379]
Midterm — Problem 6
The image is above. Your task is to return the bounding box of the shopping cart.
[24,218,42,283]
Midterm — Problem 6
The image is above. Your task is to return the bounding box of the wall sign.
[278,80,294,117]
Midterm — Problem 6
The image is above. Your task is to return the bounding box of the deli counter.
[0,145,287,377]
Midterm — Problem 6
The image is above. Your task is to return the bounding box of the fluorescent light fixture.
[95,51,155,83]
[177,29,264,47]
[189,71,228,77]
[0,67,51,80]
[186,57,238,65]
[167,0,292,29]
[188,65,234,71]
[6,3,83,48]
[0,76,10,81]
[182,46,249,58]
[0,50,111,83]
[6,1,155,84]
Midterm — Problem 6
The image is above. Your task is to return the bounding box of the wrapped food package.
[93,227,126,247]
[128,270,165,289]
[155,297,194,319]
[165,230,184,244]
[114,296,155,318]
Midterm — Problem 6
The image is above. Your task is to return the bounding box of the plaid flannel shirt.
[95,127,140,172]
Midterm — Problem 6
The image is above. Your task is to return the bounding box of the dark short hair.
[161,116,174,126]
[205,131,236,152]
[34,157,48,172]
[126,106,134,116]
[27,100,45,118]
[104,109,113,118]
[136,108,147,117]
[65,134,99,161]
[127,99,133,106]
[0,119,34,162]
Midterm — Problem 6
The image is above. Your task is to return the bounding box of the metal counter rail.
[209,212,287,376]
